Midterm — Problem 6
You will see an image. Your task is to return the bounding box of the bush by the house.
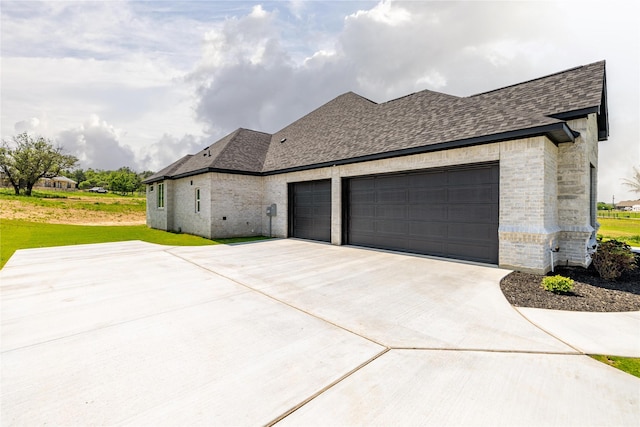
[592,239,637,281]
[541,275,574,293]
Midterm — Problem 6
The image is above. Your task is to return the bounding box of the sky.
[1,0,638,202]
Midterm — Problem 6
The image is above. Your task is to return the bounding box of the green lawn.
[0,189,146,214]
[597,218,640,246]
[0,219,267,268]
[590,355,640,378]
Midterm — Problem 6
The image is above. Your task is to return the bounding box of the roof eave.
[143,167,262,183]
[264,123,577,175]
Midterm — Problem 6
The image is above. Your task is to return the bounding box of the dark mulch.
[500,254,640,312]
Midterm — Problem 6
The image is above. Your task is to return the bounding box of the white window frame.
[195,187,201,213]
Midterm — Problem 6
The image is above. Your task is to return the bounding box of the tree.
[70,168,86,188]
[621,166,640,194]
[109,167,141,195]
[0,133,78,195]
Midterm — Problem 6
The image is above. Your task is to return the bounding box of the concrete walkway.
[1,239,638,426]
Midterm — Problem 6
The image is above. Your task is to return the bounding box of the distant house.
[0,174,77,191]
[36,176,77,191]
[144,61,609,274]
[615,200,640,211]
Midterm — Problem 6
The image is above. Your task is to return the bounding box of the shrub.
[592,239,637,281]
[541,275,575,293]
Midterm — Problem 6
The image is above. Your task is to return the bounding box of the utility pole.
[612,194,615,210]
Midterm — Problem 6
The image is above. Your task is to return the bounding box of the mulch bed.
[500,255,640,312]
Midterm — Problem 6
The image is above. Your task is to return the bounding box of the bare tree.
[0,133,78,196]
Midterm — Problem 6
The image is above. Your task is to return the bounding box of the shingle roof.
[145,60,607,183]
[144,129,270,182]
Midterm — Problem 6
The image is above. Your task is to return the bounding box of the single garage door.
[345,163,499,264]
[289,180,331,242]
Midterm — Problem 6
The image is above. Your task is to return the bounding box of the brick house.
[144,61,608,273]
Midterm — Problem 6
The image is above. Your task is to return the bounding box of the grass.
[597,217,640,246]
[0,189,146,214]
[590,355,640,378]
[0,219,268,268]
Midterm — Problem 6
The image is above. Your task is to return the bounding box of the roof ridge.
[468,60,605,98]
[236,127,272,137]
[382,88,460,105]
[208,128,243,167]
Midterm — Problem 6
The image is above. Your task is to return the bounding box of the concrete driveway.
[1,239,638,426]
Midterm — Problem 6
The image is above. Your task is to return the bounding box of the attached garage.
[344,163,499,264]
[289,180,332,242]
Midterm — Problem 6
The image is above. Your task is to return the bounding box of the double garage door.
[290,162,499,264]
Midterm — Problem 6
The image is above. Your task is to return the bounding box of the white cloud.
[350,0,411,26]
[57,115,137,170]
[1,0,637,204]
[14,118,41,133]
[138,133,204,173]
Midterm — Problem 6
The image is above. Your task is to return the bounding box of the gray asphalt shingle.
[145,60,606,182]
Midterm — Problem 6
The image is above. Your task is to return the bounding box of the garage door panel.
[376,175,407,189]
[290,180,331,242]
[351,204,375,218]
[446,242,498,264]
[314,192,331,204]
[409,172,446,186]
[351,218,375,233]
[448,186,494,203]
[375,220,408,234]
[350,177,375,191]
[350,191,375,203]
[448,223,495,240]
[408,204,447,221]
[448,205,495,223]
[406,239,445,255]
[408,221,448,238]
[346,163,499,264]
[409,188,447,203]
[448,167,496,185]
[375,205,407,219]
[377,189,407,203]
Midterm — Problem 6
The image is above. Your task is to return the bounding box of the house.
[144,61,608,274]
[1,174,77,191]
[36,176,77,190]
[615,200,640,211]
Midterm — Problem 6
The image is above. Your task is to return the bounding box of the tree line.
[67,167,154,195]
[1,133,153,196]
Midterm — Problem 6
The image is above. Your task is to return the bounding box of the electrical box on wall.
[266,204,277,217]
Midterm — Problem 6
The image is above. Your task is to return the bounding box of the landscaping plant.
[592,239,637,281]
[541,275,574,293]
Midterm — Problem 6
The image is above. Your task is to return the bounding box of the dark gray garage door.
[345,163,499,264]
[289,180,331,242]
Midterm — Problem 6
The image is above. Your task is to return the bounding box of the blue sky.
[1,0,638,202]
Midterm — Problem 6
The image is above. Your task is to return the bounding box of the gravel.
[500,255,640,312]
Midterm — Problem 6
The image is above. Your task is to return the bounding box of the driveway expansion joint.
[266,348,391,427]
[166,249,389,349]
[512,306,585,354]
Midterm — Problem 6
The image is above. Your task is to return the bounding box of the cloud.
[187,0,637,202]
[14,117,41,133]
[1,0,637,201]
[138,133,204,172]
[57,115,138,170]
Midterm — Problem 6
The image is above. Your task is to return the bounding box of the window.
[195,188,201,213]
[157,182,165,208]
[150,185,154,192]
